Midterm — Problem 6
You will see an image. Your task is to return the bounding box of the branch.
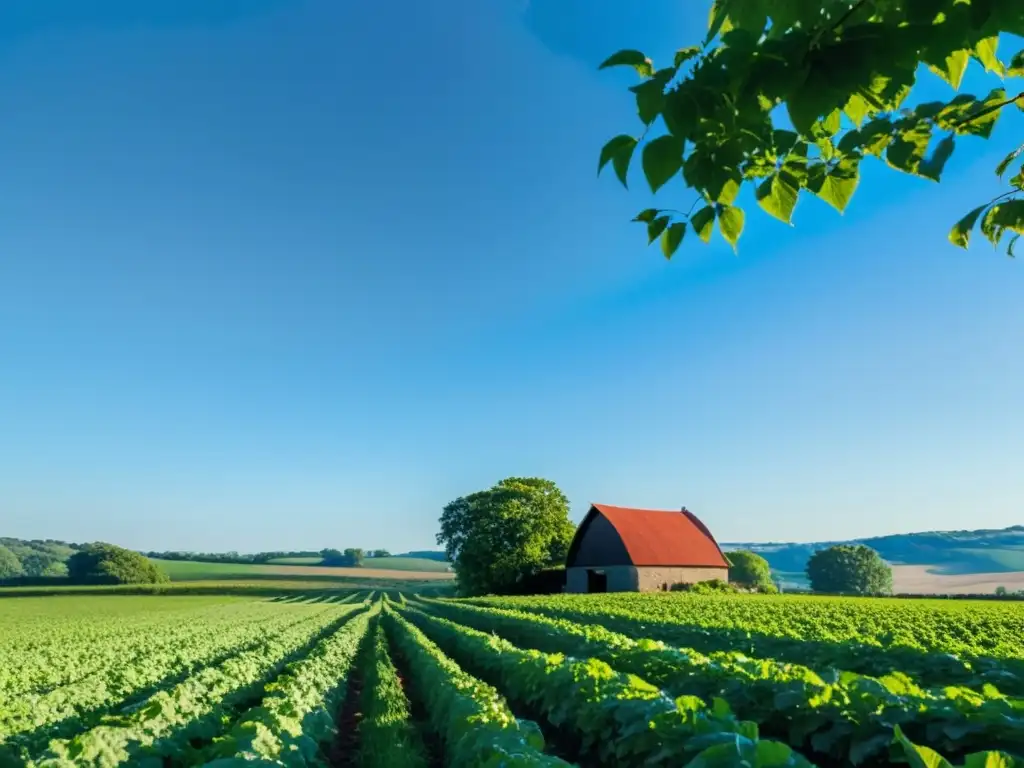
[952,93,1024,127]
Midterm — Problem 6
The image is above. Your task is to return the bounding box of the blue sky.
[2,0,1022,552]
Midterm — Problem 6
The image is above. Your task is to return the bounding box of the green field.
[149,557,451,581]
[265,555,451,571]
[3,591,1024,766]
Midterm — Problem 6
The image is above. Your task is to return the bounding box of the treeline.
[144,548,394,565]
[0,538,80,579]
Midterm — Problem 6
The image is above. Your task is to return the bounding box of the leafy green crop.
[397,603,814,767]
[418,597,1024,764]
[381,604,570,767]
[464,592,1024,694]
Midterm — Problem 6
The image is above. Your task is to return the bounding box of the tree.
[598,1,1024,259]
[66,543,168,585]
[343,548,365,567]
[369,549,391,558]
[19,553,68,578]
[726,550,774,591]
[437,477,576,596]
[806,544,893,595]
[0,544,23,580]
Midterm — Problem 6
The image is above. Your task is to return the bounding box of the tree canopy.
[0,544,23,580]
[67,543,168,585]
[436,477,576,596]
[726,549,775,591]
[806,543,893,594]
[599,0,1024,258]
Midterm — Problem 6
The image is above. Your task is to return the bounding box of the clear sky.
[2,1,1022,553]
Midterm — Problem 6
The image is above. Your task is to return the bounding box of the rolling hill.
[724,524,1024,589]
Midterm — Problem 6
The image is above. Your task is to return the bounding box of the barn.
[564,503,730,593]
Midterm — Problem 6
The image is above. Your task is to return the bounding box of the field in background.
[265,556,451,572]
[150,558,454,582]
[891,565,1024,594]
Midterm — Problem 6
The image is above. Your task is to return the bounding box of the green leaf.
[893,725,954,768]
[962,751,1014,768]
[705,0,735,46]
[630,68,675,125]
[996,144,1024,178]
[929,49,970,90]
[948,204,987,249]
[1010,49,1024,77]
[973,37,1004,76]
[642,135,684,193]
[706,166,742,205]
[807,158,860,213]
[647,215,671,244]
[919,134,956,182]
[1011,168,1024,191]
[691,206,716,243]
[716,204,744,251]
[632,208,659,223]
[1009,234,1020,258]
[756,172,800,224]
[660,222,686,259]
[674,47,700,68]
[598,50,654,78]
[598,135,638,189]
[981,200,1024,249]
[886,122,933,177]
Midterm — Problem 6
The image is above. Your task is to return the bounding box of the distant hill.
[724,525,1024,584]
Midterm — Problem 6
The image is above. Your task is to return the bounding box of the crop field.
[2,592,1023,766]
[149,558,455,582]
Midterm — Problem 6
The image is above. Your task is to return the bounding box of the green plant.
[727,550,775,591]
[598,0,1024,258]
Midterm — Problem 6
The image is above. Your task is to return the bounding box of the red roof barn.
[565,504,729,593]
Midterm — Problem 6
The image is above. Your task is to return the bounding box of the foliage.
[381,604,569,767]
[36,604,358,766]
[206,604,374,764]
[727,550,776,590]
[397,603,815,767]
[66,542,168,585]
[0,545,23,580]
[436,477,576,597]
[354,617,428,768]
[418,597,1024,765]
[466,591,1024,693]
[806,544,894,595]
[368,549,392,558]
[598,0,1024,258]
[670,578,740,593]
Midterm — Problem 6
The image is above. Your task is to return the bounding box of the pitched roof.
[579,503,729,568]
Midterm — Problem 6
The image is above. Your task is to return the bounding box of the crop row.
[464,593,1024,695]
[0,597,286,698]
[394,601,817,767]
[415,597,1024,765]
[31,603,362,766]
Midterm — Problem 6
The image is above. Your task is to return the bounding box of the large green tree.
[726,549,775,590]
[67,543,168,585]
[806,544,893,594]
[0,544,23,580]
[437,477,576,596]
[599,0,1024,258]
